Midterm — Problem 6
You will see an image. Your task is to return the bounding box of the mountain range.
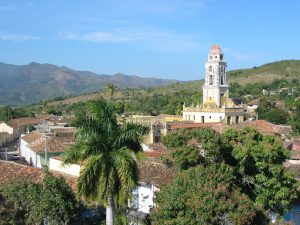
[0,62,178,106]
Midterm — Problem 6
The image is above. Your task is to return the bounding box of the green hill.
[45,60,300,108]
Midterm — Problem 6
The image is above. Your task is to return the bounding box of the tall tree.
[152,164,269,225]
[63,99,148,225]
[105,83,117,99]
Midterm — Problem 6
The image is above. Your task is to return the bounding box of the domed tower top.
[208,44,224,62]
[210,44,222,54]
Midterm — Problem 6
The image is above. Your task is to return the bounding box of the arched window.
[209,75,213,85]
[221,75,224,85]
[209,66,212,72]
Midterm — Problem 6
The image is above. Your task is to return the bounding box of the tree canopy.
[1,173,82,225]
[161,127,299,218]
[152,164,269,225]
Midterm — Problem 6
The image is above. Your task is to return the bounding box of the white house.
[20,131,43,167]
[20,131,72,168]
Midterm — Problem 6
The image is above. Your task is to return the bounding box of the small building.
[182,45,245,125]
[0,117,43,146]
[127,114,182,144]
[20,130,74,168]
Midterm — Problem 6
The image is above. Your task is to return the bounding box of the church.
[182,45,245,125]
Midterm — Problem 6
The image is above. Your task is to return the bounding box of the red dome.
[210,44,222,54]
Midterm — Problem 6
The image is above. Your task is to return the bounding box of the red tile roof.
[28,135,73,153]
[0,160,76,191]
[213,120,292,137]
[21,131,43,144]
[143,151,163,158]
[291,139,300,151]
[168,122,221,130]
[6,117,43,128]
[138,158,176,187]
[0,160,44,187]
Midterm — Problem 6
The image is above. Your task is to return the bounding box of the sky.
[0,0,299,80]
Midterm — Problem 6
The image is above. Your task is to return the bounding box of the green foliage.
[162,128,234,169]
[105,83,117,99]
[289,99,300,134]
[0,106,31,121]
[124,90,201,115]
[223,128,299,215]
[162,127,299,216]
[46,108,63,115]
[2,173,82,225]
[152,164,269,225]
[255,97,289,124]
[0,193,26,225]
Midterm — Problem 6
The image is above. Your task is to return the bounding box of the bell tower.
[203,44,229,108]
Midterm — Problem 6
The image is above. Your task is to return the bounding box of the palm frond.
[77,153,108,200]
[88,99,118,135]
[114,123,149,152]
[62,142,87,165]
[111,148,139,206]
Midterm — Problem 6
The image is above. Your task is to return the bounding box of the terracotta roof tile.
[213,120,292,137]
[21,131,43,144]
[143,151,163,158]
[0,160,76,191]
[138,158,176,187]
[6,117,43,128]
[291,139,300,151]
[28,135,73,153]
[169,122,221,130]
[0,160,44,187]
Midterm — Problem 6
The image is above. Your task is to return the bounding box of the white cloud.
[60,26,206,53]
[62,31,133,43]
[0,2,34,12]
[0,33,41,41]
[0,4,15,12]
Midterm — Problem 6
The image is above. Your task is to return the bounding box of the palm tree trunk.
[106,194,114,225]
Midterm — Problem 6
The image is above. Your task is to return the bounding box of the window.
[209,66,212,72]
[221,75,224,85]
[209,116,211,119]
[193,115,195,120]
[220,55,223,60]
[209,75,213,85]
[215,56,218,59]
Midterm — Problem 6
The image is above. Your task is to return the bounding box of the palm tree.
[105,83,117,99]
[63,99,148,225]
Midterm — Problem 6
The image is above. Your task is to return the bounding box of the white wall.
[183,111,225,123]
[49,157,81,177]
[20,138,38,167]
[130,184,156,214]
[0,123,14,134]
